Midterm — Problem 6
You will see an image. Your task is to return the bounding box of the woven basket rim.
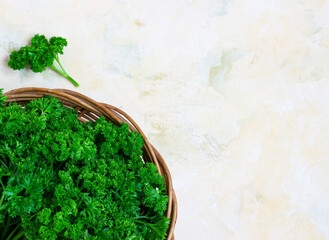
[3,87,177,240]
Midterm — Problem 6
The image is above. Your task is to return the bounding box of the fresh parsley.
[8,34,79,87]
[0,89,169,239]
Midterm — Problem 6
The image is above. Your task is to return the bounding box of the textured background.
[1,0,329,239]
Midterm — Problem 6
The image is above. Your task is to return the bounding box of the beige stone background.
[1,0,329,239]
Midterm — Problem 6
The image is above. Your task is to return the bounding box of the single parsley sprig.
[8,34,79,87]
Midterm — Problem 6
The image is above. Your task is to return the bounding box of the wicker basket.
[3,87,177,240]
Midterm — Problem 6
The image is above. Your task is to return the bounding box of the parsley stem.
[0,216,11,240]
[5,224,20,240]
[133,215,156,220]
[55,56,67,75]
[0,180,5,190]
[9,230,24,240]
[0,159,9,170]
[0,195,4,206]
[54,57,79,87]
[50,65,79,87]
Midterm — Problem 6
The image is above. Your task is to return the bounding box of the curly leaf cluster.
[7,34,79,87]
[8,34,66,73]
[0,93,169,240]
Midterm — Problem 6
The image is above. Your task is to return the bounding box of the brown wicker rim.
[4,87,177,240]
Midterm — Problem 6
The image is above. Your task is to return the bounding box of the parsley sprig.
[8,34,79,87]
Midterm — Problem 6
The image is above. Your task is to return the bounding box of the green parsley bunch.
[0,89,169,239]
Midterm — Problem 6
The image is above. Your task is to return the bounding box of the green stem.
[5,224,20,240]
[0,159,8,170]
[133,215,157,220]
[54,57,79,87]
[0,217,11,240]
[0,179,5,190]
[66,75,79,87]
[10,230,24,240]
[50,64,79,87]
[0,194,4,206]
[28,212,38,220]
[55,57,67,75]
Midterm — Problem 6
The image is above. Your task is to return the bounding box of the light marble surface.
[1,0,329,239]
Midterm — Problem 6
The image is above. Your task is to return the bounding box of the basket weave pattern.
[4,87,177,240]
